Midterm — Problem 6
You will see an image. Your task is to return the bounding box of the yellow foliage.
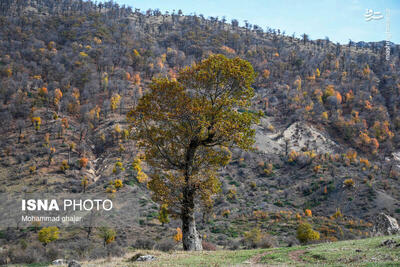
[93,37,102,44]
[113,160,125,173]
[363,65,370,77]
[288,150,298,162]
[297,223,320,244]
[158,204,170,224]
[54,88,63,105]
[243,227,262,247]
[346,149,357,163]
[313,165,321,173]
[60,160,70,172]
[227,188,237,200]
[79,51,88,57]
[321,111,328,120]
[222,209,231,218]
[29,165,37,173]
[79,157,88,168]
[324,85,335,98]
[174,227,183,242]
[38,227,59,246]
[332,208,342,219]
[98,227,116,245]
[132,157,147,183]
[305,209,312,217]
[110,93,121,111]
[72,88,80,101]
[364,100,372,110]
[315,68,320,77]
[262,69,270,79]
[114,179,123,189]
[359,158,370,168]
[38,87,48,97]
[344,178,355,187]
[128,54,258,223]
[105,186,116,194]
[264,163,274,176]
[81,176,89,191]
[32,117,41,130]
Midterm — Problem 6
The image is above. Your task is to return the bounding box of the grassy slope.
[22,235,397,267]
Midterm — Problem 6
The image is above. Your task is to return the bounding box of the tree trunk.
[181,208,202,251]
[181,186,202,251]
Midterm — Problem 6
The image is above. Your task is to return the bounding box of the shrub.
[6,244,46,264]
[343,178,355,188]
[227,188,237,200]
[305,209,312,217]
[267,124,275,132]
[243,227,262,248]
[98,227,116,247]
[313,165,321,173]
[202,241,217,251]
[296,223,320,244]
[263,163,274,176]
[114,179,123,189]
[174,227,182,242]
[258,234,277,248]
[105,185,116,194]
[222,209,231,218]
[288,150,298,163]
[29,165,37,173]
[45,245,62,261]
[113,160,125,173]
[132,157,148,183]
[32,117,41,131]
[79,157,88,168]
[38,227,59,246]
[60,160,69,172]
[81,176,89,192]
[332,208,342,219]
[346,149,357,162]
[359,158,370,168]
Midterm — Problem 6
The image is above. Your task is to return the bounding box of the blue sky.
[103,0,400,44]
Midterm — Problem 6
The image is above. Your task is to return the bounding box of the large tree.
[128,54,259,251]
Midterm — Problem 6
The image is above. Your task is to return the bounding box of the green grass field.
[15,235,400,267]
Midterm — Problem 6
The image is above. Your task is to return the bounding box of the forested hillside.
[0,0,400,263]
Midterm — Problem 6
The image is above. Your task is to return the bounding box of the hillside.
[10,234,400,266]
[0,0,400,264]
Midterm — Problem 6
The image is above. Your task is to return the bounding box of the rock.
[136,255,157,262]
[68,260,81,267]
[380,239,400,248]
[52,259,67,265]
[373,213,400,236]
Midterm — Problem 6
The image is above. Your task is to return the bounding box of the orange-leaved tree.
[127,54,259,251]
